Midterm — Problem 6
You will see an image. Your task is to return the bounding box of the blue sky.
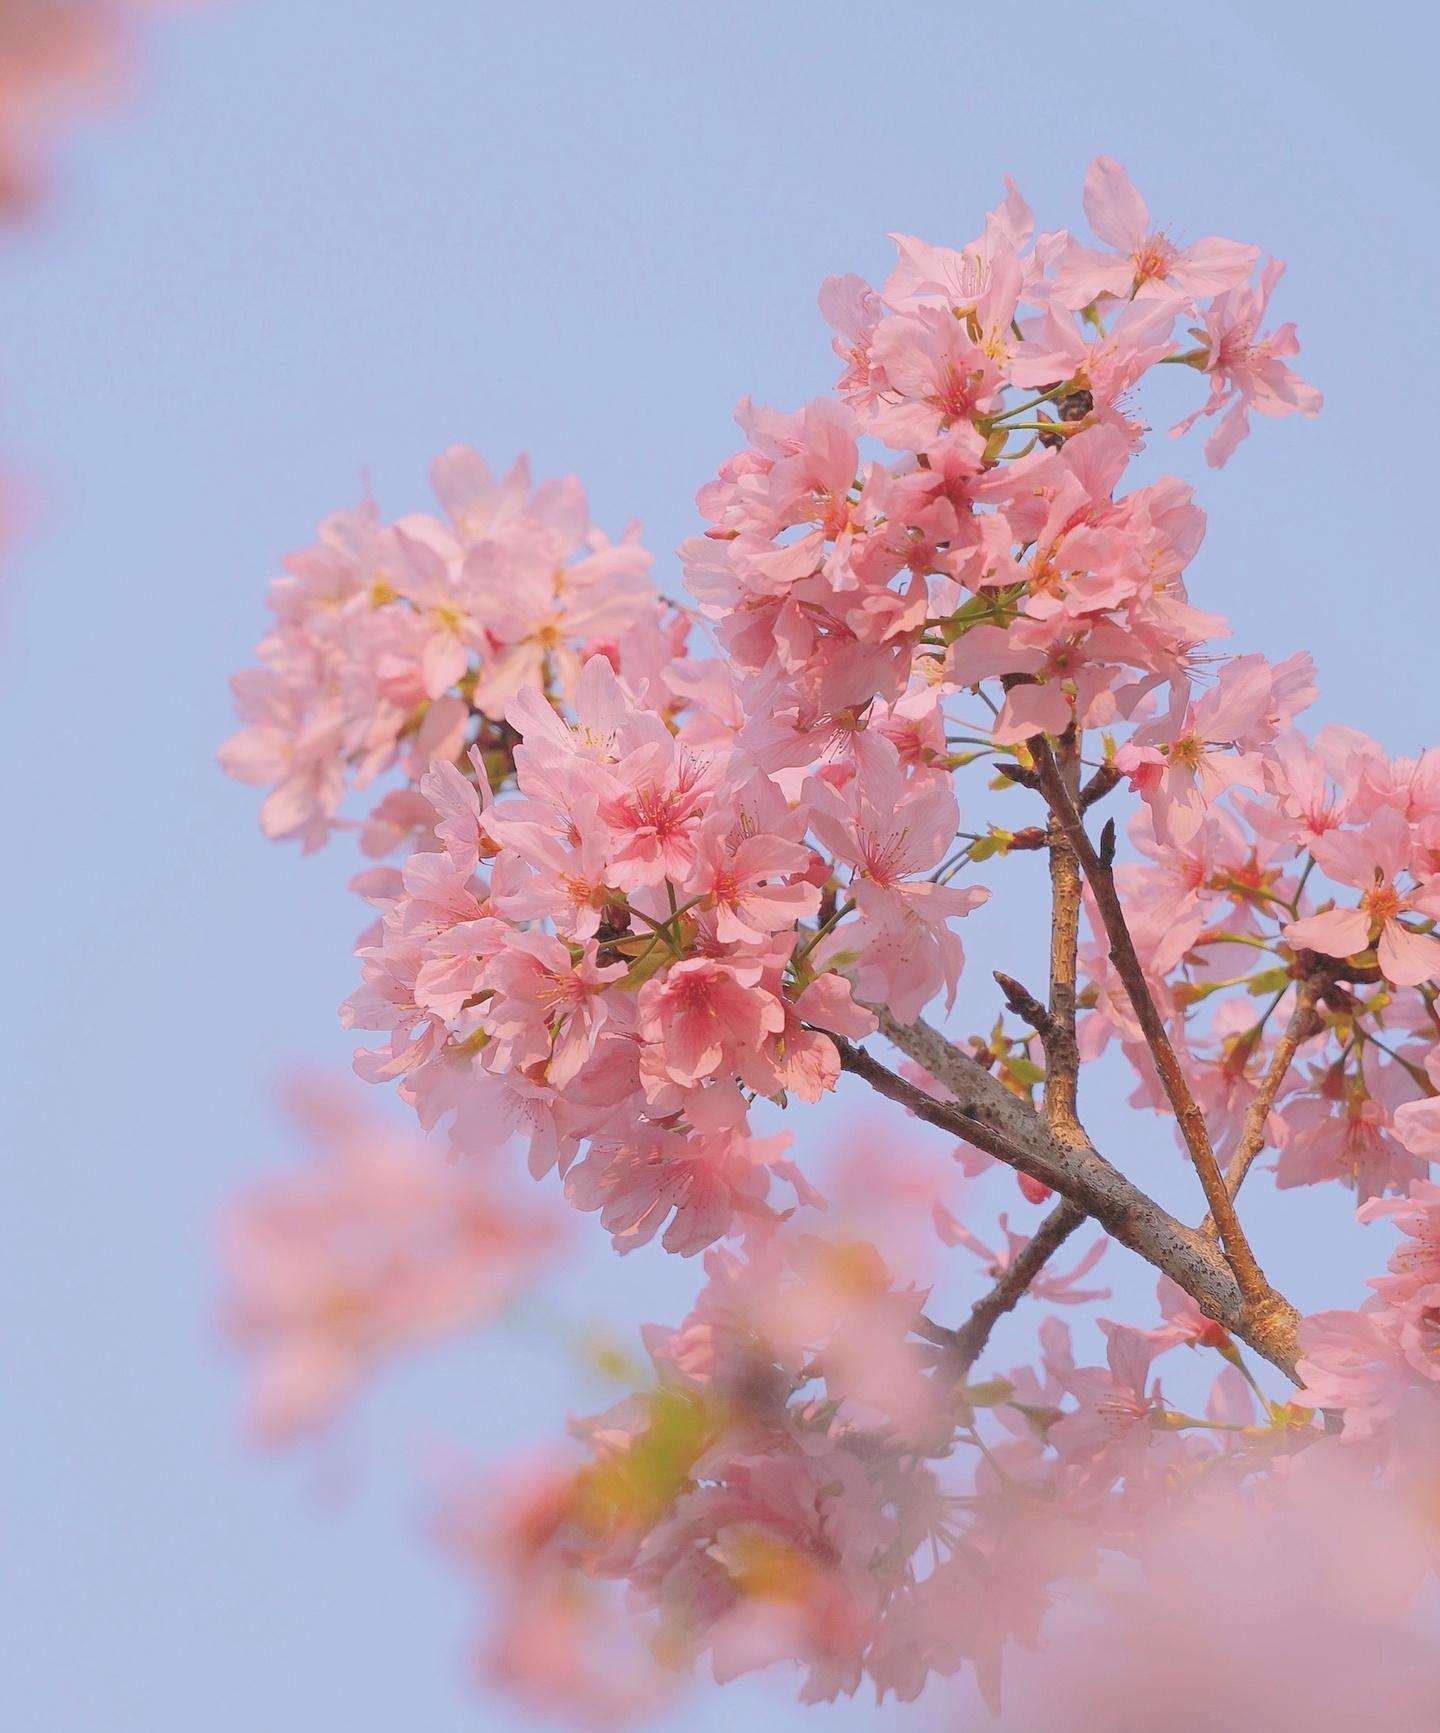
[2,2,1436,1728]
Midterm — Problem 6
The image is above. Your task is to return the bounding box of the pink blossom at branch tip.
[1051,156,1260,311]
[1170,257,1323,466]
[1110,650,1315,847]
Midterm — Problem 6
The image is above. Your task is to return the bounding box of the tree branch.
[945,1200,1086,1377]
[1215,968,1329,1212]
[947,735,1088,1377]
[1042,728,1084,1147]
[836,1014,1302,1380]
[1029,737,1274,1307]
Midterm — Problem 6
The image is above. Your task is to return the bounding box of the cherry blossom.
[221,161,1440,1722]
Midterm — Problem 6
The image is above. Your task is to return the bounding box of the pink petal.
[1284,905,1370,959]
[1171,236,1261,298]
[1082,155,1148,252]
[1378,921,1440,988]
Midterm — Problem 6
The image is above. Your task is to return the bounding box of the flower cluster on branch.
[224,159,1440,1717]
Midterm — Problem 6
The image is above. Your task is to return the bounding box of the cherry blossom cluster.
[221,1075,563,1442]
[223,159,1440,1717]
[336,649,986,1259]
[1085,729,1440,1205]
[221,449,658,853]
[1296,1178,1440,1452]
[441,1229,1329,1712]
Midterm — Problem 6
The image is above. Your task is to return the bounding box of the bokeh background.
[2,2,1436,1727]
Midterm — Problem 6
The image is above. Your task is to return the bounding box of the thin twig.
[1215,970,1329,1212]
[940,736,1092,1378]
[993,971,1049,1035]
[1030,737,1273,1307]
[946,1201,1086,1377]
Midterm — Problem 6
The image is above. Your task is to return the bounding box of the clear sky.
[1,2,1436,1728]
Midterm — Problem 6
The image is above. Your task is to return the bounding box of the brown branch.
[1078,761,1123,810]
[1042,730,1085,1147]
[1215,969,1329,1211]
[1030,737,1274,1307]
[993,970,1050,1035]
[943,736,1090,1378]
[994,761,1040,791]
[945,1200,1086,1377]
[837,1014,1302,1379]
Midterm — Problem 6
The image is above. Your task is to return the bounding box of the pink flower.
[1294,1308,1417,1438]
[1358,1175,1440,1307]
[595,738,721,891]
[1117,652,1314,846]
[819,271,885,409]
[221,1077,560,1442]
[419,750,494,878]
[1171,258,1322,466]
[564,1125,791,1255]
[638,957,784,1092]
[482,931,626,1088]
[807,749,988,1021]
[1010,291,1184,412]
[1052,156,1259,310]
[866,249,1023,448]
[1285,807,1440,987]
[691,821,819,943]
[1275,1084,1425,1206]
[467,529,655,716]
[1046,1322,1163,1490]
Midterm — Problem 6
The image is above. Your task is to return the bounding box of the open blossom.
[1360,1177,1440,1308]
[808,746,988,1021]
[1044,1322,1166,1492]
[595,738,721,890]
[1115,651,1315,845]
[1285,806,1440,987]
[564,1125,800,1257]
[1294,1309,1420,1439]
[482,931,627,1087]
[1171,258,1323,466]
[221,454,663,852]
[1052,156,1259,311]
[1010,289,1184,417]
[1275,1078,1426,1205]
[638,958,785,1093]
[690,821,819,943]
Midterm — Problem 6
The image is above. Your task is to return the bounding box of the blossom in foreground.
[221,1075,562,1441]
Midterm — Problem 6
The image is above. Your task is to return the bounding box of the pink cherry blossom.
[221,1076,561,1441]
[1285,806,1440,987]
[1052,156,1259,310]
[1171,258,1323,466]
